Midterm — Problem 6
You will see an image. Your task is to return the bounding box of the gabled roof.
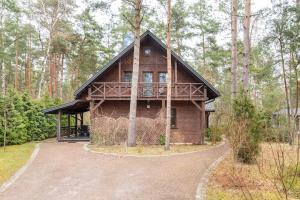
[74,30,220,99]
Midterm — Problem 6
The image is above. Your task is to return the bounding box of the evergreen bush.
[232,94,266,163]
[0,88,61,146]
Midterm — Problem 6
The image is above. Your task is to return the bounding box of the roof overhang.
[43,100,90,114]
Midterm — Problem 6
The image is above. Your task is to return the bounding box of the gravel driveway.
[0,141,227,200]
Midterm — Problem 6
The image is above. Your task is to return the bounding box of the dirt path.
[0,141,228,200]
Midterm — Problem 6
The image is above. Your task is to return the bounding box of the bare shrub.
[90,112,165,145]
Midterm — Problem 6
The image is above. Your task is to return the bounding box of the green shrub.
[232,94,266,163]
[158,134,165,145]
[0,88,61,146]
[205,127,222,143]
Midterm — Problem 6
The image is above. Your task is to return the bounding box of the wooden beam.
[175,61,178,83]
[118,61,121,96]
[80,113,83,128]
[90,100,95,127]
[200,101,206,144]
[92,99,104,112]
[67,114,71,137]
[175,61,178,96]
[57,110,62,141]
[75,114,78,136]
[118,61,122,82]
[191,100,203,111]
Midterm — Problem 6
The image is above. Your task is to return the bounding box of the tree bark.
[127,0,142,147]
[165,0,172,150]
[242,0,251,92]
[25,32,32,95]
[231,0,238,99]
[60,53,64,99]
[279,38,292,144]
[15,30,19,91]
[202,32,206,68]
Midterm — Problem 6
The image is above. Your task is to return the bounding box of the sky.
[78,0,275,60]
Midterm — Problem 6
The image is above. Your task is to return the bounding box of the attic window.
[144,48,151,56]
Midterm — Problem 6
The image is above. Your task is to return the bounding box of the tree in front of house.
[165,0,172,150]
[127,0,143,147]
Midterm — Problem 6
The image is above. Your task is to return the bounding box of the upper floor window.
[123,71,132,83]
[159,72,167,83]
[144,47,151,56]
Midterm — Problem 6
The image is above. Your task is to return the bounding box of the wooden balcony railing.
[88,82,207,100]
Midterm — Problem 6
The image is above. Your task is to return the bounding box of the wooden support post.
[80,113,83,128]
[200,101,206,144]
[88,87,91,100]
[191,100,205,144]
[57,110,61,141]
[175,61,178,96]
[191,100,202,111]
[162,100,166,117]
[75,114,78,136]
[90,101,95,128]
[67,114,71,137]
[118,61,121,96]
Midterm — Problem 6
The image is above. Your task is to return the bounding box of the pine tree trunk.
[15,31,19,91]
[242,0,251,92]
[60,53,64,99]
[25,32,32,95]
[202,33,206,67]
[48,53,53,97]
[54,53,58,97]
[231,0,238,99]
[165,0,172,150]
[127,0,142,147]
[279,38,292,144]
[292,52,299,139]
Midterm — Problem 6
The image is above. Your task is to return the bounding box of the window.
[143,72,153,96]
[159,72,167,83]
[123,71,132,83]
[158,72,167,95]
[171,108,177,128]
[144,47,151,56]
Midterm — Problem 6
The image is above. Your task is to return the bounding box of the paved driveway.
[0,141,227,200]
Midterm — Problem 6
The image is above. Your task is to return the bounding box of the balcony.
[88,82,207,100]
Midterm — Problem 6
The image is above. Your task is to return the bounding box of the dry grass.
[0,143,36,184]
[206,143,300,200]
[89,142,219,156]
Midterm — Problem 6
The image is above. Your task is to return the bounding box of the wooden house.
[43,30,220,144]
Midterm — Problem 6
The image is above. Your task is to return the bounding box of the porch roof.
[43,100,90,114]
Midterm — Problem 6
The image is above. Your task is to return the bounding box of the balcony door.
[143,72,153,97]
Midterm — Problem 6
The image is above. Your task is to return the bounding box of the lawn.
[89,142,220,156]
[0,143,36,185]
[206,143,300,200]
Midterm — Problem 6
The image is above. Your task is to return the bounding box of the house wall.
[92,100,203,144]
[78,37,201,100]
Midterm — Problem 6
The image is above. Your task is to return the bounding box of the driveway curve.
[0,141,228,200]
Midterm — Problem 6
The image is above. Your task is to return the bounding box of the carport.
[43,100,90,141]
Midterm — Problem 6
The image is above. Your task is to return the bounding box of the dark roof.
[43,100,89,114]
[74,30,220,99]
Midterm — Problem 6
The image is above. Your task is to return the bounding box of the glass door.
[143,72,153,97]
[158,72,167,95]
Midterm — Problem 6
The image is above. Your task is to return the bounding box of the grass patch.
[206,143,300,200]
[0,143,36,185]
[89,142,219,156]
